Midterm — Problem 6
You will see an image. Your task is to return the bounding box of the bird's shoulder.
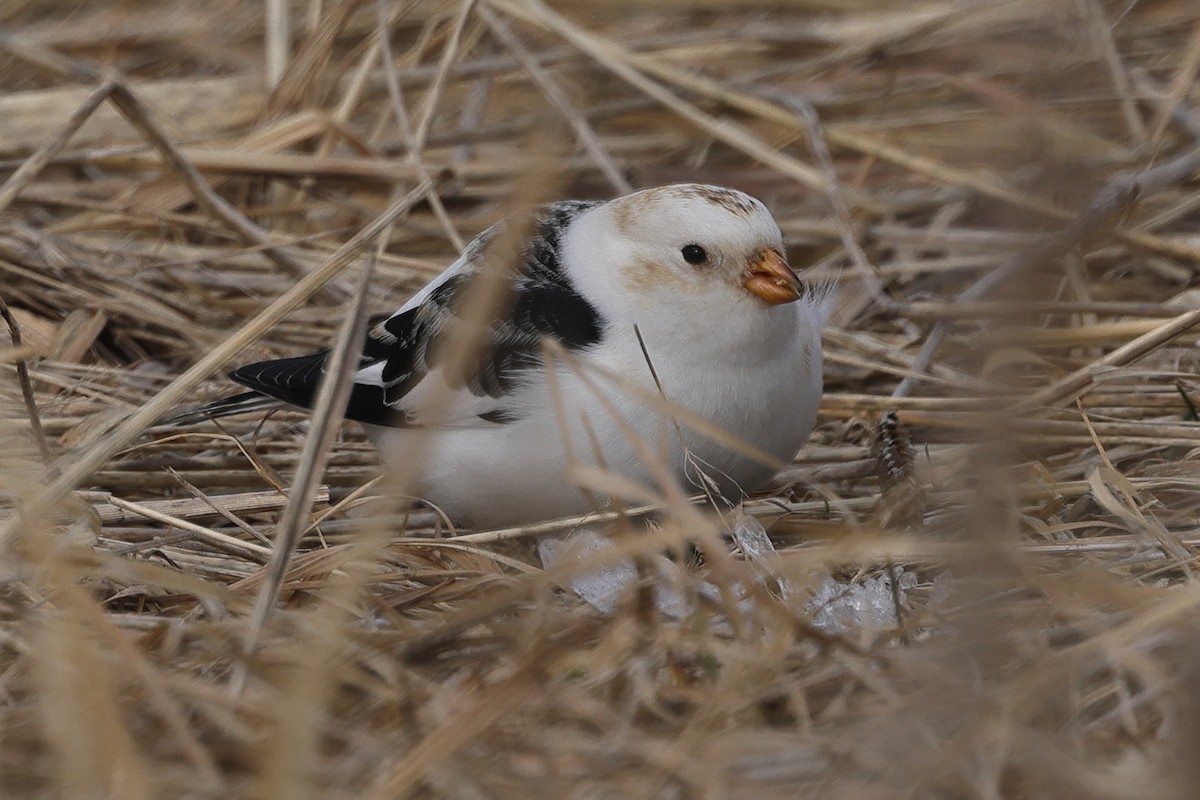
[353,199,608,425]
[224,200,611,429]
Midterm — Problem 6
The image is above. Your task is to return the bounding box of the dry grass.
[4,0,1200,797]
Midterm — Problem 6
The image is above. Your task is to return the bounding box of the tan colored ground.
[3,1,1200,797]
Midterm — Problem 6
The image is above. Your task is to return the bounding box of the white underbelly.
[366,335,821,528]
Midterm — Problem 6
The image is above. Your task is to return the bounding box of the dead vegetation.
[3,0,1200,797]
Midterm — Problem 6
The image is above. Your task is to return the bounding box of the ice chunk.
[806,571,909,635]
[539,530,741,622]
[538,529,637,615]
[729,513,795,603]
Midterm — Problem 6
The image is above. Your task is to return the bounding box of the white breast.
[368,294,823,528]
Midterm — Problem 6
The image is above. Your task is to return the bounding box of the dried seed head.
[874,410,916,493]
[872,411,925,531]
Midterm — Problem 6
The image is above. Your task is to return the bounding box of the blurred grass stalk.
[3,0,1200,798]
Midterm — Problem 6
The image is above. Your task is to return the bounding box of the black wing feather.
[360,199,607,426]
[174,200,607,429]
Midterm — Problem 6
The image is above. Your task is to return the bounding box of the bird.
[171,184,827,528]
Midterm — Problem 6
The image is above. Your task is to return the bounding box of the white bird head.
[567,183,802,312]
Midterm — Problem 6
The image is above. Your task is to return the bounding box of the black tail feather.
[167,349,403,428]
[160,390,284,426]
[228,351,328,410]
[160,351,328,427]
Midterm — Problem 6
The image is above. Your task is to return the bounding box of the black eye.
[681,244,707,265]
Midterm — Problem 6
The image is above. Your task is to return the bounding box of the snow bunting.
[174,184,825,527]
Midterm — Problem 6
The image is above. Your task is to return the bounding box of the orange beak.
[742,248,802,305]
